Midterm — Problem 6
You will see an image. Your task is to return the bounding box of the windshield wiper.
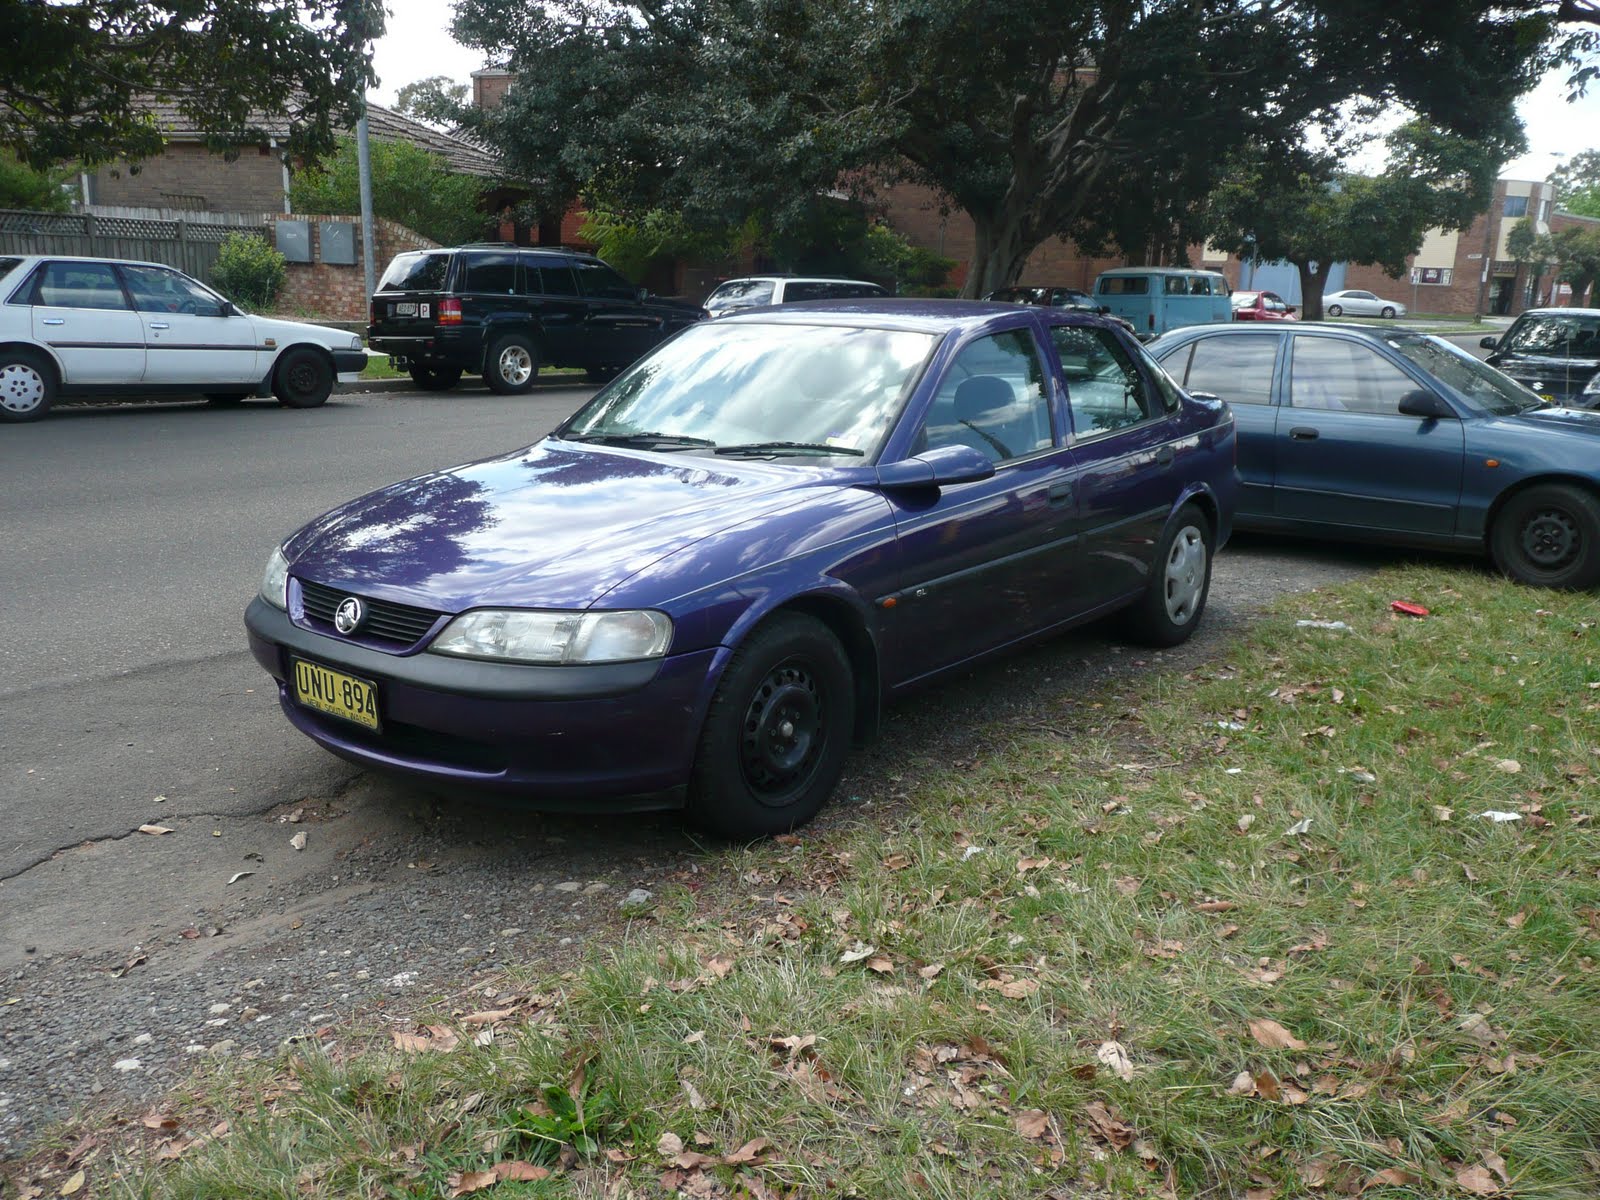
[713,441,865,457]
[562,431,716,449]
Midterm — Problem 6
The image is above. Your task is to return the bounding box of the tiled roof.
[141,97,504,179]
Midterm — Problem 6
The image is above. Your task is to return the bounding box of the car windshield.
[558,322,939,460]
[1500,313,1600,357]
[1386,335,1543,416]
[705,279,775,309]
[378,252,452,292]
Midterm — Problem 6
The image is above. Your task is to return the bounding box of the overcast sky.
[369,0,1600,188]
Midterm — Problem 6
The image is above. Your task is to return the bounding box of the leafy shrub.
[210,233,286,311]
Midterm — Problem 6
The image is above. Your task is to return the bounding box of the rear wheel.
[687,613,855,839]
[1122,504,1213,647]
[272,348,333,408]
[1490,483,1600,590]
[409,365,462,391]
[1326,303,1343,317]
[484,334,537,395]
[0,350,55,422]
[1380,306,1397,318]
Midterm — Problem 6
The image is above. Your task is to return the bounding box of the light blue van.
[1092,268,1233,340]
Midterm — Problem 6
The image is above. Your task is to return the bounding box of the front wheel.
[1122,504,1213,647]
[687,613,855,839]
[1380,306,1397,319]
[0,350,56,422]
[272,348,333,408]
[484,334,537,395]
[409,365,462,391]
[1326,304,1343,318]
[1490,483,1600,589]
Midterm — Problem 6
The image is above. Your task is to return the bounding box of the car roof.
[4,253,171,270]
[715,275,882,285]
[1515,307,1600,318]
[1157,322,1431,343]
[1098,267,1224,277]
[715,297,1109,334]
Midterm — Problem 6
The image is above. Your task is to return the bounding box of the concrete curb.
[335,375,595,396]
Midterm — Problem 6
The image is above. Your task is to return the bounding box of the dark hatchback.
[247,302,1237,837]
[1153,322,1600,588]
[1481,308,1600,407]
[368,245,704,393]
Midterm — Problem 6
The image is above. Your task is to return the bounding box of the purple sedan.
[246,302,1237,837]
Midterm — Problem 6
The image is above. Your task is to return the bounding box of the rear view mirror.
[1479,336,1499,349]
[1398,389,1455,419]
[876,443,996,490]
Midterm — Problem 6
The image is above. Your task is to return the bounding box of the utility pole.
[356,108,377,304]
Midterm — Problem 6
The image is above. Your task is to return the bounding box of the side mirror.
[1398,389,1455,419]
[876,443,997,490]
[636,286,649,303]
[1479,336,1499,349]
[1286,305,1297,314]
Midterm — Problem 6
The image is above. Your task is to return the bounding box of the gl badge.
[334,596,365,635]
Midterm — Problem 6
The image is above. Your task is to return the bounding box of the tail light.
[369,300,377,325]
[440,298,462,325]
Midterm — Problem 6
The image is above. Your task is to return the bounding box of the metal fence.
[0,207,270,284]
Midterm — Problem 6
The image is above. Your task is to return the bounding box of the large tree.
[394,76,470,130]
[452,0,1568,296]
[1551,149,1600,218]
[0,0,382,169]
[1207,122,1519,320]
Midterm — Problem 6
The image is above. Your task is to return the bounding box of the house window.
[1503,196,1529,217]
[1539,199,1551,223]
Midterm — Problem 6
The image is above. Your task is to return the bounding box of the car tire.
[409,365,462,391]
[1326,304,1343,317]
[0,349,56,423]
[686,613,855,840]
[205,392,248,406]
[484,334,537,395]
[1381,306,1397,319]
[1122,503,1213,647]
[272,348,333,408]
[1490,483,1600,590]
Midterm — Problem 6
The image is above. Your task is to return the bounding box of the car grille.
[297,578,443,647]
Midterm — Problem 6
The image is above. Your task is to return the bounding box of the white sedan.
[1323,289,1407,319]
[0,254,367,422]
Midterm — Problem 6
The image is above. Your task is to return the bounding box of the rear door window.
[378,252,452,292]
[1289,336,1421,415]
[1053,325,1155,435]
[1098,276,1149,295]
[573,260,638,301]
[1169,334,1280,405]
[34,261,129,310]
[460,253,519,294]
[527,259,580,296]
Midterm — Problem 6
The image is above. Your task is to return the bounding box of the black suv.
[368,245,705,392]
[1481,308,1600,408]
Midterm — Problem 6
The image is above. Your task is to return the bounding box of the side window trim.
[1287,333,1439,416]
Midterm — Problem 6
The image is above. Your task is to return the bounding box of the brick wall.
[92,142,286,215]
[267,214,438,321]
[472,70,513,111]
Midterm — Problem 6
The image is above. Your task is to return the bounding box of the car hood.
[1501,404,1600,434]
[247,313,358,349]
[283,440,828,611]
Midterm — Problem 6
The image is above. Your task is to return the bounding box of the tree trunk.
[963,211,1042,299]
[1295,260,1333,321]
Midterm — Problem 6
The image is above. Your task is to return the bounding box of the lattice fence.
[0,208,270,282]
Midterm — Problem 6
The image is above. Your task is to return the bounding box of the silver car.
[1323,289,1407,318]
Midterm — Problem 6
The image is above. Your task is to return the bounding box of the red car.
[1231,290,1296,321]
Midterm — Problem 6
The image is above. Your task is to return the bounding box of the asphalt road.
[0,383,595,883]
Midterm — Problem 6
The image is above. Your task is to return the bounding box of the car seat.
[953,375,1025,461]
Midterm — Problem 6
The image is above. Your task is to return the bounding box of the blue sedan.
[1152,323,1600,589]
[246,302,1237,837]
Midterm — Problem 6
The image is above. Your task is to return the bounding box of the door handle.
[149,322,170,330]
[1046,482,1073,507]
[1289,427,1320,441]
[1155,444,1176,466]
[42,318,64,326]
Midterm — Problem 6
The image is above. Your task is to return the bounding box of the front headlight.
[429,609,673,664]
[260,546,290,610]
[349,335,364,351]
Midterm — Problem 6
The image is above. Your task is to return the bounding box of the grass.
[351,355,592,385]
[22,566,1600,1199]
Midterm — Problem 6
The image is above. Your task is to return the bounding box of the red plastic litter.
[1390,601,1429,617]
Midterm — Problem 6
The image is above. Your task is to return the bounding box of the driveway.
[0,382,1438,1153]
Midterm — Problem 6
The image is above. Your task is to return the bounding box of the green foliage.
[1512,223,1600,305]
[291,136,491,246]
[1551,148,1600,218]
[394,76,470,129]
[579,208,750,280]
[453,0,1564,296]
[209,233,286,311]
[1206,121,1517,319]
[0,0,380,168]
[0,150,73,211]
[863,223,954,292]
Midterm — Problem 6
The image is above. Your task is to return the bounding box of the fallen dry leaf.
[1366,1167,1417,1188]
[866,955,895,974]
[290,831,307,851]
[137,824,173,836]
[1248,1019,1307,1050]
[59,1171,85,1197]
[1227,1070,1256,1096]
[1017,856,1052,874]
[493,1161,550,1182]
[839,941,876,964]
[1096,1040,1134,1081]
[1013,1109,1051,1139]
[1494,758,1522,774]
[1455,1164,1501,1195]
[1082,1100,1134,1149]
[446,1169,498,1197]
[461,1009,515,1026]
[702,953,735,978]
[723,1137,770,1165]
[657,1131,685,1158]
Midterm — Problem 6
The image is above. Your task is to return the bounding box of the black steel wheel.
[1490,483,1600,590]
[687,613,854,839]
[272,348,333,408]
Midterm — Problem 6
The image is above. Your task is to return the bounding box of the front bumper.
[244,597,719,808]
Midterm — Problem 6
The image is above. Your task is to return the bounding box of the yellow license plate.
[291,658,380,731]
[1541,393,1556,402]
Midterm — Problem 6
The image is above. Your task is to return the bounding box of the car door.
[522,257,590,368]
[1157,331,1284,520]
[1055,323,1194,608]
[882,324,1079,685]
[118,264,258,384]
[572,259,659,367]
[1272,333,1465,535]
[26,260,146,384]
